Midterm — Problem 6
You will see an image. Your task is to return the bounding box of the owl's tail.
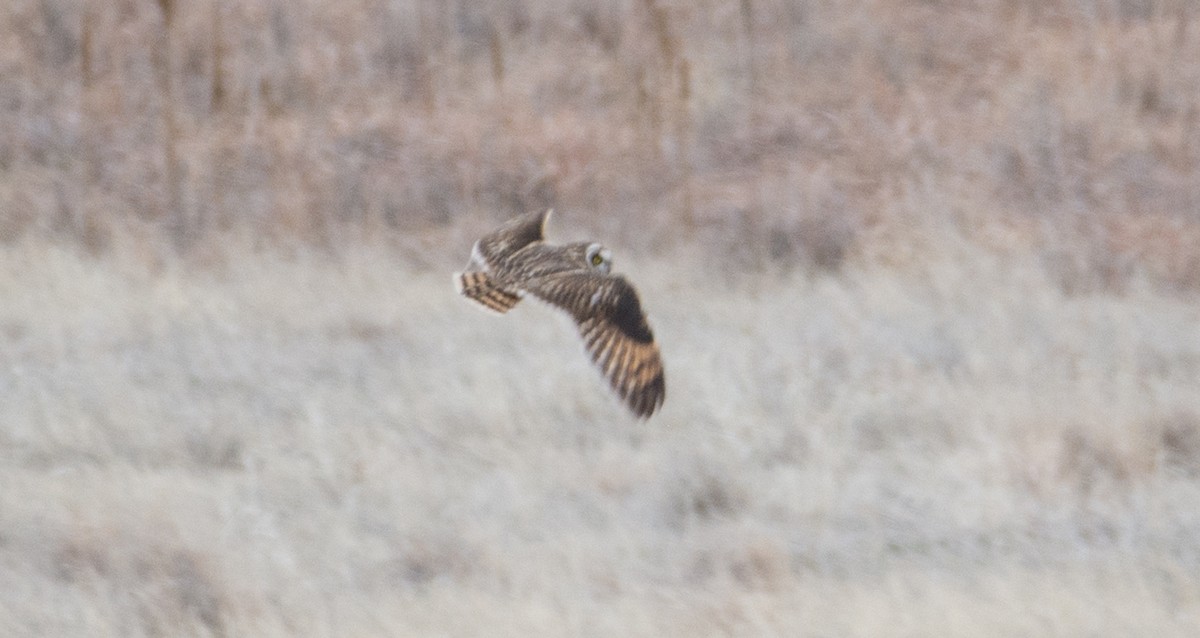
[454,271,523,314]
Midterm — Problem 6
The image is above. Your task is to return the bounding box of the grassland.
[3,237,1199,636]
[3,0,1200,635]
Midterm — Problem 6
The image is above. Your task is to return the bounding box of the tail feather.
[455,272,522,314]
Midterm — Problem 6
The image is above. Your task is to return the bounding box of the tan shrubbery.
[2,0,1197,289]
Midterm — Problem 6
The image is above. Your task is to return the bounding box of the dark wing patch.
[524,273,666,417]
[608,283,655,343]
[476,209,551,268]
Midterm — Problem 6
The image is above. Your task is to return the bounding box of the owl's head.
[585,242,612,274]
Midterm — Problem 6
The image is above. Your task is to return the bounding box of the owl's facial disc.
[586,243,612,274]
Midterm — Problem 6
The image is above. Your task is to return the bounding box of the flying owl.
[454,209,666,417]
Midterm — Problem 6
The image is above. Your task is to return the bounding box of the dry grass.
[3,0,1199,284]
[3,0,1200,635]
[3,237,1200,636]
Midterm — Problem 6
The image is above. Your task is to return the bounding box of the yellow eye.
[592,253,603,266]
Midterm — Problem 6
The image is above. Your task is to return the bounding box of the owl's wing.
[523,272,665,417]
[475,209,553,269]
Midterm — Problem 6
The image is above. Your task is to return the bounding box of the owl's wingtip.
[628,374,666,419]
[455,271,522,314]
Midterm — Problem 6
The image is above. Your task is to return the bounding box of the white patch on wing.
[469,241,487,271]
[590,290,602,308]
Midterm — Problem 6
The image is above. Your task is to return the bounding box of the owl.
[454,209,666,418]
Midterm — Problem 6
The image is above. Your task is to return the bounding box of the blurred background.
[6,0,1197,278]
[2,1,1200,635]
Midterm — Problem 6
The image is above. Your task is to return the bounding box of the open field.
[3,0,1200,635]
[4,0,1200,274]
[2,237,1199,636]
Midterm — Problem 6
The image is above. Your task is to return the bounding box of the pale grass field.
[1,231,1198,636]
[4,0,1200,635]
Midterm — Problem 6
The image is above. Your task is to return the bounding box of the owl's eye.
[591,253,603,266]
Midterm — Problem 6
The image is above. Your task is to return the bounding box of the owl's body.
[455,210,666,418]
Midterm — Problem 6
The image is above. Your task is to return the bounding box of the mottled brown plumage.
[454,210,666,417]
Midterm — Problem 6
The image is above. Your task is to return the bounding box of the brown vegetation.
[3,0,1198,285]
